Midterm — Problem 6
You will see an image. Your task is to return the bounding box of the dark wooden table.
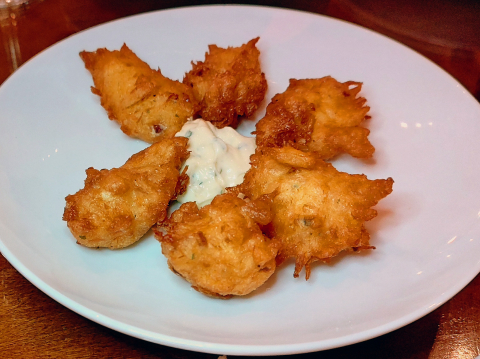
[1,1,479,358]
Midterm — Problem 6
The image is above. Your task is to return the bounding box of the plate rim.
[1,4,480,356]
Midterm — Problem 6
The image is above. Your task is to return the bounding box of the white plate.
[1,5,480,356]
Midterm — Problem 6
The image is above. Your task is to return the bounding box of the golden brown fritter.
[232,146,393,279]
[183,37,267,128]
[80,44,199,143]
[255,90,315,150]
[255,77,374,160]
[155,193,279,298]
[63,137,189,249]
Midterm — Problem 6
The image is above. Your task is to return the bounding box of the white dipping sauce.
[175,119,256,207]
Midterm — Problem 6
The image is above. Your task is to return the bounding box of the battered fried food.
[63,137,189,249]
[255,77,374,160]
[80,44,199,143]
[254,90,315,150]
[155,193,278,298]
[183,37,267,128]
[232,146,393,279]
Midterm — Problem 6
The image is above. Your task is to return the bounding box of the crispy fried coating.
[183,37,267,128]
[63,137,189,249]
[232,146,393,279]
[255,90,315,150]
[155,193,278,298]
[255,77,374,160]
[80,44,199,143]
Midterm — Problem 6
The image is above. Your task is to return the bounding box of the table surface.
[1,1,479,358]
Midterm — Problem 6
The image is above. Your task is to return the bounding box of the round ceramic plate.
[0,5,479,356]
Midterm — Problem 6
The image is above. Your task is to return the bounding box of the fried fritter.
[255,90,315,150]
[255,77,374,160]
[183,37,267,128]
[155,193,278,298]
[80,44,199,143]
[232,146,393,279]
[63,137,189,249]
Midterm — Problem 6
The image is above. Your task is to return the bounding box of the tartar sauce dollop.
[175,119,256,207]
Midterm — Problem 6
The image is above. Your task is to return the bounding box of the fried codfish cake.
[155,193,278,298]
[80,44,199,143]
[255,77,374,160]
[183,37,267,128]
[63,137,189,249]
[232,146,393,279]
